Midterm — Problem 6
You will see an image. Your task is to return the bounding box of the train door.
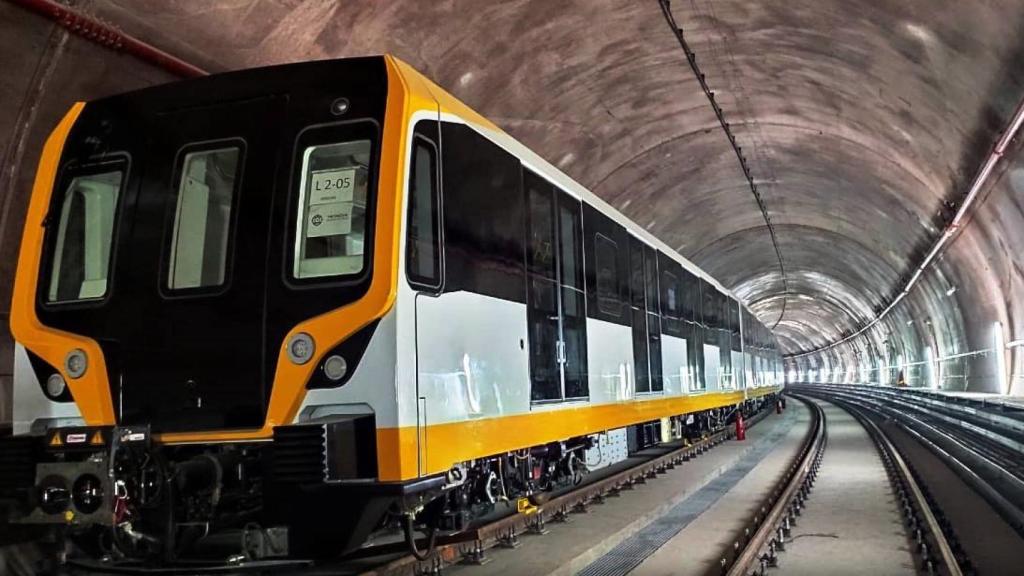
[525,170,588,402]
[407,118,442,475]
[627,237,663,394]
[116,96,284,431]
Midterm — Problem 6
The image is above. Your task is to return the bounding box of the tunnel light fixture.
[994,322,1008,395]
[1007,340,1024,349]
[946,286,957,297]
[925,346,937,390]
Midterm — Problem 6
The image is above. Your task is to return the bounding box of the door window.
[167,146,241,290]
[628,237,664,394]
[558,194,587,399]
[46,168,124,302]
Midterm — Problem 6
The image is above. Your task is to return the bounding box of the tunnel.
[1,0,1023,574]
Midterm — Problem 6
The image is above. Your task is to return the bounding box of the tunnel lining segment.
[787,95,1024,362]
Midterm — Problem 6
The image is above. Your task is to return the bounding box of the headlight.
[37,476,70,514]
[323,355,348,381]
[65,349,88,379]
[287,333,315,365]
[45,373,67,399]
[72,474,103,514]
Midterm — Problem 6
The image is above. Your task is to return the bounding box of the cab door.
[115,96,284,432]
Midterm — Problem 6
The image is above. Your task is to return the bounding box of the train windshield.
[46,168,123,303]
[293,139,372,279]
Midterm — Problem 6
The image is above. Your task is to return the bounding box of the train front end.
[2,56,427,562]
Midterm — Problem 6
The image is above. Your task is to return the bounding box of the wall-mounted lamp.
[994,322,1008,395]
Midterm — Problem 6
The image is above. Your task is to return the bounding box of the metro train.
[1,55,782,564]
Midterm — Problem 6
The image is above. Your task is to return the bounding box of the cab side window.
[406,128,441,289]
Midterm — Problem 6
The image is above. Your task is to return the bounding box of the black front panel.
[36,58,389,433]
[114,97,283,431]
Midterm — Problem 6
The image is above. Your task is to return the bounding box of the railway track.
[805,384,1024,535]
[359,405,774,576]
[720,394,965,576]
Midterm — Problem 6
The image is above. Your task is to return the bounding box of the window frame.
[405,132,443,291]
[283,119,380,290]
[159,138,246,298]
[38,154,130,309]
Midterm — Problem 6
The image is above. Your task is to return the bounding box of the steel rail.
[810,386,1024,534]
[794,387,968,575]
[840,400,964,576]
[723,395,825,575]
[360,404,776,576]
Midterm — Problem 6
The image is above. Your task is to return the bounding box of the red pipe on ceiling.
[10,0,208,78]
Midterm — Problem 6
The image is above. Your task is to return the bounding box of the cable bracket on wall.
[657,0,789,329]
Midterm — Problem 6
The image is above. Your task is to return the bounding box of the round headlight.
[323,355,348,381]
[287,333,315,365]
[72,474,104,514]
[65,349,88,379]
[45,373,67,399]
[37,476,70,515]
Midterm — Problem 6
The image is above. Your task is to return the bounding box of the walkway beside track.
[448,404,802,576]
[779,399,916,575]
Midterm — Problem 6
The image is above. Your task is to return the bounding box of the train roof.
[386,57,758,319]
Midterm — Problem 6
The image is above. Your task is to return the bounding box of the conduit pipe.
[789,95,1024,360]
[8,0,208,78]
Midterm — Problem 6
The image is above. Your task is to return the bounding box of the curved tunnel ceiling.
[87,0,1024,355]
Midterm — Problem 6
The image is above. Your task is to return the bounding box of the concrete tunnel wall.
[1,0,1024,429]
[786,137,1024,394]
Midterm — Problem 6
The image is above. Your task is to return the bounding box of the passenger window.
[406,136,440,288]
[294,140,372,279]
[595,234,620,316]
[440,123,525,300]
[47,169,123,302]
[167,147,240,290]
